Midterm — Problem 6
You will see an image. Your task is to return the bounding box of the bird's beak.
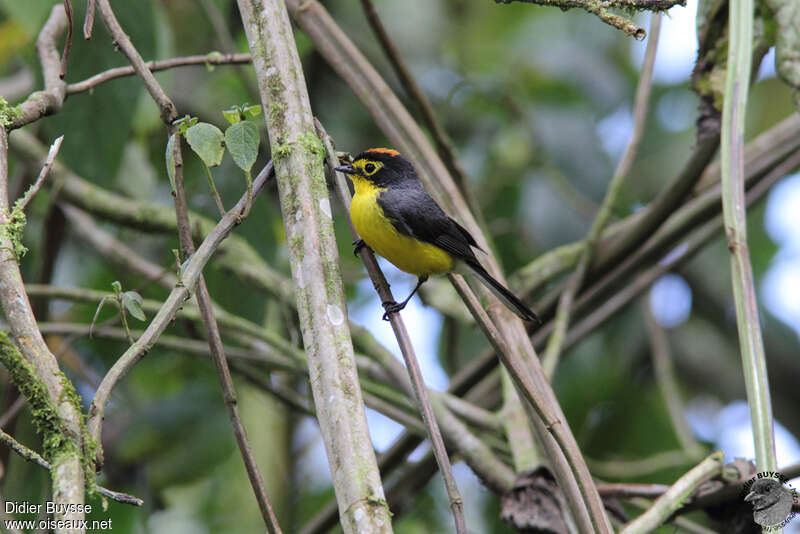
[744,491,756,503]
[334,164,361,176]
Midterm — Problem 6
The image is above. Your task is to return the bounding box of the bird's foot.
[381,300,406,321]
[353,239,368,257]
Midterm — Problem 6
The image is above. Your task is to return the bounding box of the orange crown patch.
[365,148,399,157]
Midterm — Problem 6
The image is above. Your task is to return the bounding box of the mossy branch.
[494,0,684,39]
[237,1,393,531]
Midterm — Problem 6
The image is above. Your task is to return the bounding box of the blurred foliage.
[0,0,799,532]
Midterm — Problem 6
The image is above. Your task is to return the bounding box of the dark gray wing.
[377,184,479,262]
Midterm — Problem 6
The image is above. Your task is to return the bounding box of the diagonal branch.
[319,121,466,533]
[358,0,479,216]
[542,13,661,377]
[0,427,142,506]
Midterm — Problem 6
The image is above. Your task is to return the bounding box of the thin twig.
[644,305,705,459]
[60,0,72,78]
[86,162,274,458]
[620,451,724,533]
[0,395,26,429]
[319,120,466,533]
[721,0,777,473]
[95,0,177,122]
[0,428,143,506]
[83,0,95,39]
[17,135,63,212]
[359,0,479,216]
[66,53,251,94]
[542,13,661,377]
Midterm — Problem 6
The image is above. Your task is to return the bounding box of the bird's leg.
[353,239,369,256]
[382,276,428,321]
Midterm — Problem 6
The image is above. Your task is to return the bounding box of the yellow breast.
[349,179,453,277]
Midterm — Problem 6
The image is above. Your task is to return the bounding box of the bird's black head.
[745,478,784,511]
[334,148,418,188]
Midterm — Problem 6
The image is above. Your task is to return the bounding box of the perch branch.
[320,121,466,532]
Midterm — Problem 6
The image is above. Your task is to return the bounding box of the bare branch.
[620,452,724,533]
[86,162,274,455]
[542,13,661,377]
[0,119,85,531]
[66,53,251,95]
[7,5,67,129]
[16,135,63,212]
[359,0,479,215]
[95,0,177,123]
[0,427,142,506]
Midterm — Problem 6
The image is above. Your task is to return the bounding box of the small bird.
[335,148,539,323]
[744,478,793,527]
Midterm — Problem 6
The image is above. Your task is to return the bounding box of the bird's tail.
[463,261,540,324]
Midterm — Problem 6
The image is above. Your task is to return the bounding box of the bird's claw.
[353,239,368,257]
[381,300,405,321]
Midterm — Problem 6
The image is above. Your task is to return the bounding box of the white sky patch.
[649,273,693,328]
[596,105,633,160]
[687,399,800,473]
[757,47,777,81]
[630,0,699,85]
[347,259,447,452]
[765,173,800,252]
[763,260,800,336]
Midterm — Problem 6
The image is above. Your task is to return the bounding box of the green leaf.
[244,105,262,118]
[111,280,122,294]
[185,123,225,167]
[222,108,241,125]
[121,291,146,321]
[225,121,259,173]
[165,133,177,192]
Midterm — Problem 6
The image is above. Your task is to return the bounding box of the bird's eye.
[364,163,376,175]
